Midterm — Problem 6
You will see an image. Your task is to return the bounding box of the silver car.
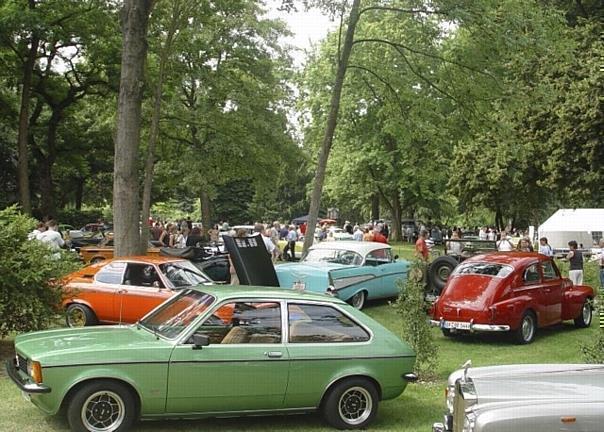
[433,361,604,432]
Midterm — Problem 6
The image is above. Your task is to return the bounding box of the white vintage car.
[433,361,604,432]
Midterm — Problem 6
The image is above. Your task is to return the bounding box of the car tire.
[349,291,366,310]
[574,299,592,328]
[65,303,98,328]
[67,380,137,432]
[428,256,458,293]
[513,311,537,344]
[322,377,379,430]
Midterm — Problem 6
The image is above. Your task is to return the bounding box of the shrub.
[396,260,438,379]
[581,330,604,363]
[55,207,109,228]
[0,206,80,337]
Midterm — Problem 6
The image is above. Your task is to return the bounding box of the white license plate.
[442,321,471,330]
[292,282,305,291]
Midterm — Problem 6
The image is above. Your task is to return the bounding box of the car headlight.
[26,360,43,384]
[462,412,476,432]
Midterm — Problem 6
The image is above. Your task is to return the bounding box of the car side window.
[365,249,390,266]
[95,262,126,284]
[523,264,540,284]
[192,302,282,344]
[123,263,164,288]
[288,303,370,343]
[541,260,558,280]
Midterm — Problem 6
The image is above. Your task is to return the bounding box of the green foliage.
[581,328,604,363]
[0,206,80,337]
[54,208,109,229]
[396,260,438,379]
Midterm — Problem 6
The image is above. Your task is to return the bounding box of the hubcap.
[81,390,125,432]
[352,293,364,309]
[583,303,591,323]
[338,386,372,425]
[522,316,534,341]
[68,307,86,327]
[437,266,451,281]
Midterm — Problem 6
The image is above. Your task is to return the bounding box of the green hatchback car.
[7,286,416,432]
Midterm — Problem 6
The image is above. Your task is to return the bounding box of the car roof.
[190,285,347,304]
[309,241,391,255]
[466,251,549,267]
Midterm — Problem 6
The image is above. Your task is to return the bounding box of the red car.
[429,252,594,344]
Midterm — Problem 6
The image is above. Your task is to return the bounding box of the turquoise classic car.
[7,285,416,432]
[276,242,410,309]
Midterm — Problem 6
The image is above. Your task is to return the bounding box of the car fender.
[62,298,95,311]
[319,365,382,402]
[562,285,594,320]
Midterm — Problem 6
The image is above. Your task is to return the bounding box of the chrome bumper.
[433,414,453,431]
[5,359,51,394]
[430,319,510,332]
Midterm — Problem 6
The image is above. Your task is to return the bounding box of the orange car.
[79,237,160,264]
[63,256,213,327]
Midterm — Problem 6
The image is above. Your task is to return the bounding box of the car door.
[87,261,127,322]
[166,300,289,413]
[540,258,564,325]
[363,249,393,298]
[518,262,548,327]
[116,263,173,323]
[283,302,372,408]
[373,249,408,298]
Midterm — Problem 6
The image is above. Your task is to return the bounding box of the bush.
[55,207,110,229]
[0,206,80,337]
[396,260,439,379]
[581,330,604,363]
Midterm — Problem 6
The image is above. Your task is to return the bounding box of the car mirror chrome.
[192,334,210,350]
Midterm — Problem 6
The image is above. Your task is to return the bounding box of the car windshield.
[139,289,215,339]
[452,262,514,278]
[302,248,363,265]
[159,262,210,288]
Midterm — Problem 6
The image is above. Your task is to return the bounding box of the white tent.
[538,209,604,249]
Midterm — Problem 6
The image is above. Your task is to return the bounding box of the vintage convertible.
[7,285,417,432]
[429,252,594,344]
[433,361,604,432]
[276,242,410,309]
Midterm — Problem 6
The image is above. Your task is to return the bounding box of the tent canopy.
[538,209,604,249]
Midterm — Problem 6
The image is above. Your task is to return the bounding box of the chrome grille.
[16,354,27,374]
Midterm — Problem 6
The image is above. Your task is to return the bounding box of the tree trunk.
[302,0,361,253]
[75,179,83,210]
[38,109,61,218]
[200,189,212,228]
[390,191,402,242]
[113,0,154,257]
[371,193,380,221]
[140,4,179,251]
[16,17,39,215]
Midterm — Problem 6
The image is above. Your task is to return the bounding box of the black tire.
[90,257,104,264]
[349,291,366,310]
[513,311,537,344]
[322,377,379,430]
[65,304,98,328]
[574,299,592,328]
[67,380,137,432]
[428,256,458,293]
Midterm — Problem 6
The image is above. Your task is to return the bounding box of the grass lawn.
[0,243,601,431]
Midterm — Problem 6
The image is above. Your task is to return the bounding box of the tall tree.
[113,0,153,257]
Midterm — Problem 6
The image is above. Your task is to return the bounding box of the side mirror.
[394,255,399,260]
[192,334,210,350]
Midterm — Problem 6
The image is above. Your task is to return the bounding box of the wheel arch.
[60,377,142,417]
[319,374,383,409]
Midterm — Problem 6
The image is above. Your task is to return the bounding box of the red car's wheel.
[513,311,536,344]
[574,299,592,328]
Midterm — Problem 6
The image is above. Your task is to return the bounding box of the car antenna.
[118,288,126,326]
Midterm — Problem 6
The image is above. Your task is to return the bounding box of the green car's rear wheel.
[67,380,136,432]
[323,377,378,429]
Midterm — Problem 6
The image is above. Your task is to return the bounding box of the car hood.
[15,325,171,366]
[468,364,604,405]
[438,275,500,311]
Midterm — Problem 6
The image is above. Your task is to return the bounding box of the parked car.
[433,361,604,432]
[7,285,417,432]
[62,256,212,327]
[276,242,410,309]
[79,237,160,264]
[429,252,594,344]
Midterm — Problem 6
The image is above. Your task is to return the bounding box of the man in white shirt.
[496,231,514,251]
[254,223,275,256]
[37,220,65,255]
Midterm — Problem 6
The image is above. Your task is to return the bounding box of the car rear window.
[452,262,513,278]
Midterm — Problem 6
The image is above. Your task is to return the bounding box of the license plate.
[21,391,31,402]
[292,282,305,291]
[442,320,471,330]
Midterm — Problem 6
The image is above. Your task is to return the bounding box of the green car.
[7,286,416,432]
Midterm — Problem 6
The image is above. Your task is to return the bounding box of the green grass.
[0,243,601,431]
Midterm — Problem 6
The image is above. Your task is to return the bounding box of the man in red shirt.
[415,229,429,260]
[373,224,388,244]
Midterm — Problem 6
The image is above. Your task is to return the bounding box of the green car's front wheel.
[67,380,137,432]
[322,377,379,429]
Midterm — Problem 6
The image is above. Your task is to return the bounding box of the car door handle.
[264,351,283,358]
[117,289,128,294]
